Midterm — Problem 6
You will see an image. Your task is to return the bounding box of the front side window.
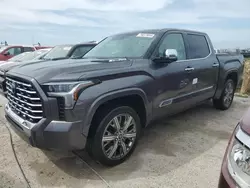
[186,34,210,59]
[157,33,186,61]
[7,47,22,56]
[84,32,157,58]
[70,45,95,58]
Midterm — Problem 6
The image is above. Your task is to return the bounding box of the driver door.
[151,32,194,119]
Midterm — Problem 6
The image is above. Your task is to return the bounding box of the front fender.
[81,88,151,136]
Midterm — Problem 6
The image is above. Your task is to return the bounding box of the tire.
[213,79,236,110]
[88,106,141,166]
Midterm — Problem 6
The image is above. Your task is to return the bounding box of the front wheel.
[213,79,235,110]
[89,106,141,166]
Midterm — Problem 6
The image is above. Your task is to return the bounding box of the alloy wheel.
[223,81,234,107]
[101,113,137,160]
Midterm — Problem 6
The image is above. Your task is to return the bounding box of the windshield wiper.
[51,57,68,61]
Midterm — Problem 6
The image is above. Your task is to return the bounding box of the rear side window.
[186,34,210,59]
[23,47,34,52]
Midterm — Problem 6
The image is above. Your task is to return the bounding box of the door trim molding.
[159,86,214,108]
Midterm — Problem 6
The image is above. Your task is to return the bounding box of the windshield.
[8,52,30,62]
[43,45,73,60]
[84,32,157,58]
[34,49,51,60]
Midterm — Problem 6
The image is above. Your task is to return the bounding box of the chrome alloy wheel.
[102,113,137,160]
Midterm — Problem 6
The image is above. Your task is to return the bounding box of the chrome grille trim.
[6,76,43,123]
[6,77,32,87]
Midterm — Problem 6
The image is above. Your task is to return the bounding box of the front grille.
[6,77,43,123]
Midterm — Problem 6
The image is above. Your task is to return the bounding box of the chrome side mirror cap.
[165,49,178,61]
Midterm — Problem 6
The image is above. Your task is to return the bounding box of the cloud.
[1,0,249,26]
[0,0,250,48]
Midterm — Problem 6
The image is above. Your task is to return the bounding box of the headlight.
[43,82,80,93]
[227,125,250,187]
[42,81,95,109]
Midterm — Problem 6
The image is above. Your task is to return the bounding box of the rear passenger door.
[184,33,219,101]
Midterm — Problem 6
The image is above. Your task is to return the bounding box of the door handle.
[184,67,195,72]
[212,63,219,67]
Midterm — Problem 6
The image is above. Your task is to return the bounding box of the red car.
[0,45,51,61]
[219,108,250,188]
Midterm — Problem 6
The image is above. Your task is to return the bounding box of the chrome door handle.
[212,63,219,67]
[184,67,195,71]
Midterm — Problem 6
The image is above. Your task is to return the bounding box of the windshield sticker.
[136,33,155,38]
[63,47,72,50]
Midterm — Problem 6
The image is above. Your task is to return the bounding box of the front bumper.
[218,159,236,188]
[0,71,6,97]
[5,103,87,150]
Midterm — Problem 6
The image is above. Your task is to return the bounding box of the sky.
[0,0,250,49]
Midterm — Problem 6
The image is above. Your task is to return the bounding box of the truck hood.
[0,59,46,73]
[8,58,133,84]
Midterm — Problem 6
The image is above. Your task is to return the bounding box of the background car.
[218,107,250,188]
[0,45,51,61]
[41,42,97,60]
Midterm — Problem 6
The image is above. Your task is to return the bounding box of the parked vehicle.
[218,108,250,188]
[0,45,51,61]
[0,48,51,96]
[41,42,97,61]
[4,29,244,166]
[0,45,37,61]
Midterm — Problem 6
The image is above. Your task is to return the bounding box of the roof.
[111,28,207,36]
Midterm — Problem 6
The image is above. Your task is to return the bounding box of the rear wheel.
[213,79,235,110]
[88,106,141,166]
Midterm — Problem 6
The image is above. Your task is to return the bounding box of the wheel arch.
[214,69,238,99]
[82,88,151,137]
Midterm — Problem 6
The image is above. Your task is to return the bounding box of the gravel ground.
[0,95,249,188]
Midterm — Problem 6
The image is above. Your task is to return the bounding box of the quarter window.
[186,34,210,59]
[23,47,34,52]
[157,33,186,61]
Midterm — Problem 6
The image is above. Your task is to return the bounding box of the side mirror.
[153,49,178,63]
[3,51,10,56]
[164,49,178,62]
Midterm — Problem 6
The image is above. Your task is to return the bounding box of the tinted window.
[7,47,22,55]
[186,34,210,59]
[70,45,95,58]
[23,47,34,52]
[157,33,186,60]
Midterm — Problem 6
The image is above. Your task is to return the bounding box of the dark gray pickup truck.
[4,29,244,166]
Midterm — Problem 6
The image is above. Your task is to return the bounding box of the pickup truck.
[4,29,244,166]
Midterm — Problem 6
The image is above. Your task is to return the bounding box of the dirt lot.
[0,95,249,188]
